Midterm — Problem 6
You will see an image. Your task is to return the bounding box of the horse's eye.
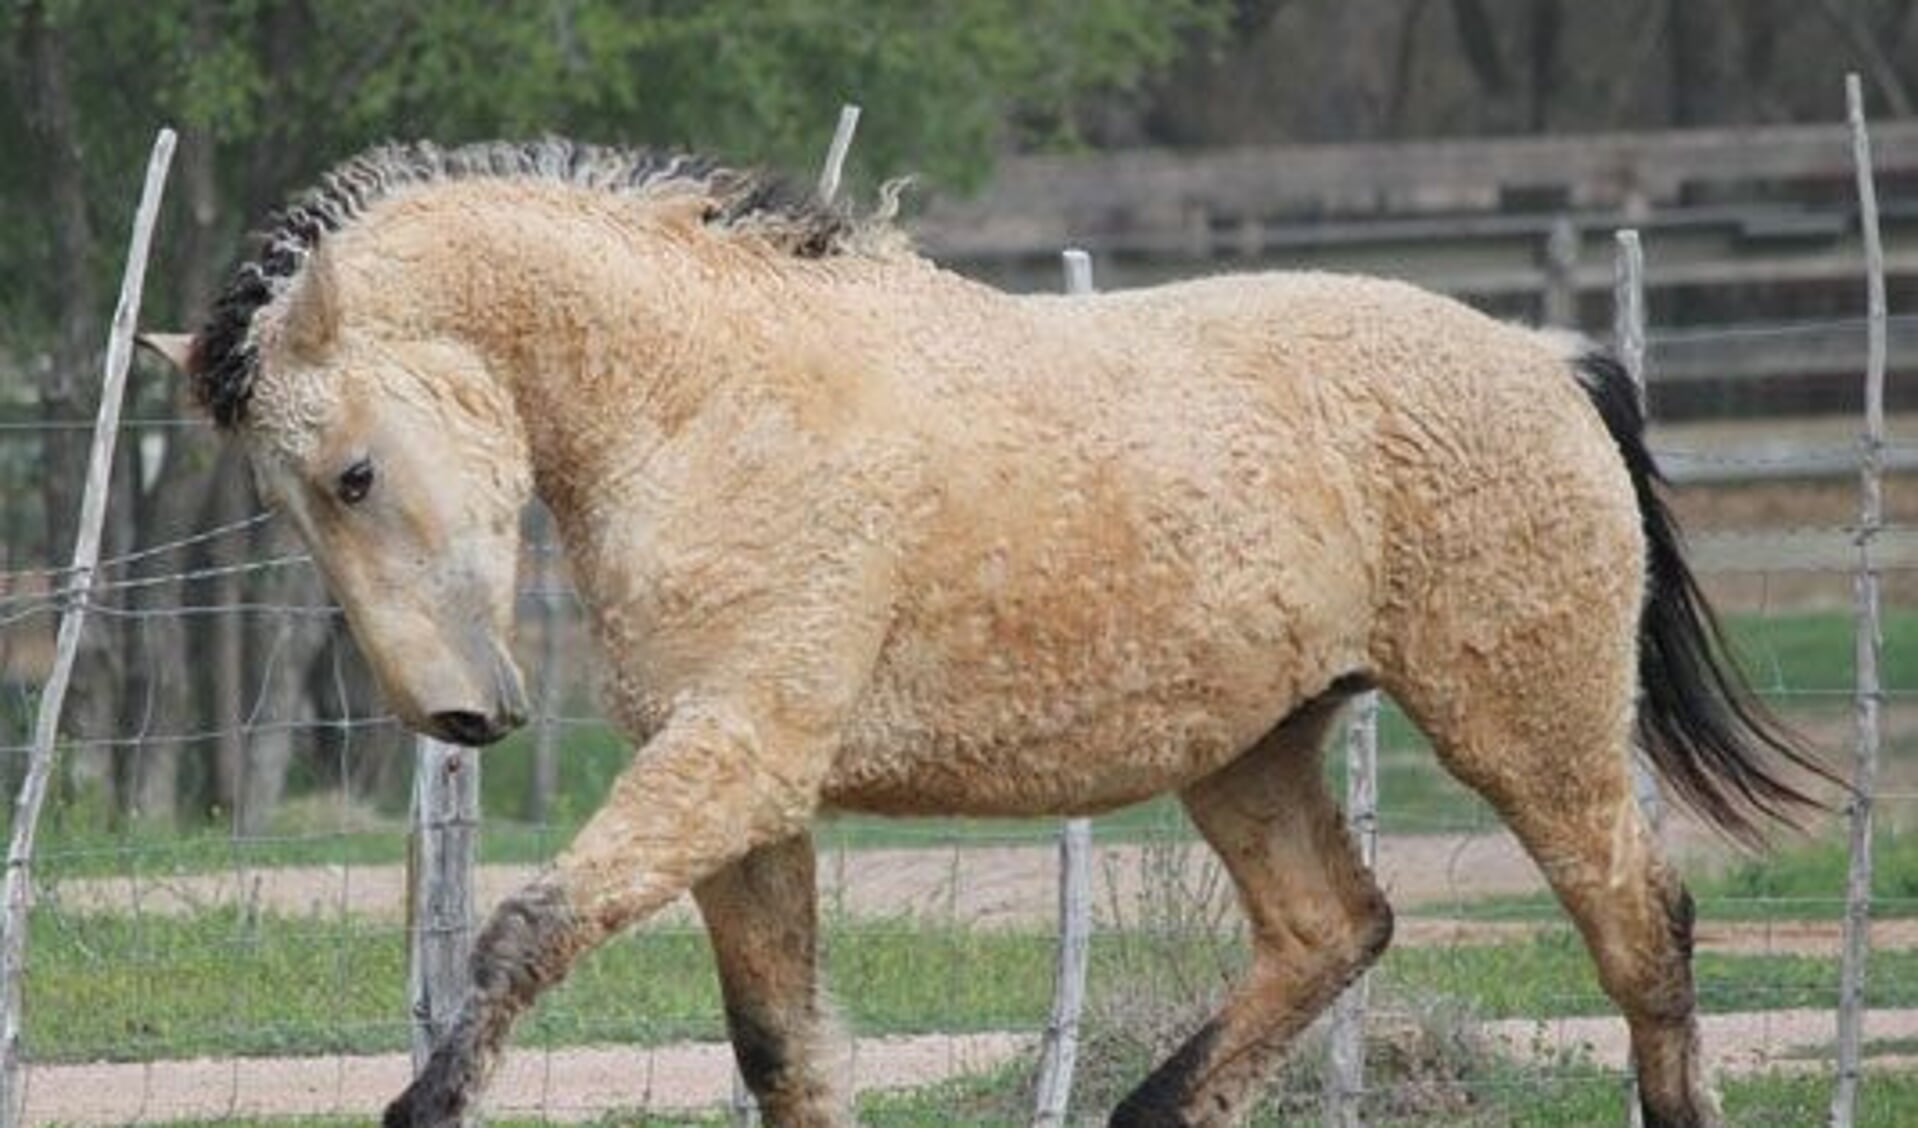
[336,458,375,505]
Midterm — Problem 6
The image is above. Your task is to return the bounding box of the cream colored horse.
[147,140,1829,1128]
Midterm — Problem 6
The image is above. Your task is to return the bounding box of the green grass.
[26,907,1057,1063]
[28,903,1918,1065]
[1423,826,1918,922]
[576,1062,1918,1127]
[134,1063,1918,1125]
[1378,928,1918,1018]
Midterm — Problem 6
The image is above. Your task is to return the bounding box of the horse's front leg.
[381,699,834,1127]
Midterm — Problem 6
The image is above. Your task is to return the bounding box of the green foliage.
[0,0,1225,342]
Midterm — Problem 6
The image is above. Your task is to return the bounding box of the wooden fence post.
[818,104,862,204]
[407,738,481,1069]
[1543,215,1580,327]
[1613,226,1663,1128]
[0,128,176,1128]
[1032,248,1098,1128]
[1832,71,1888,1128]
[1323,691,1379,1127]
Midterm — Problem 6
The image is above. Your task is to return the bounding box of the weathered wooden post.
[818,104,862,204]
[1323,691,1378,1127]
[1613,225,1663,1128]
[407,738,481,1069]
[1543,215,1580,327]
[0,127,176,1128]
[1032,249,1098,1128]
[526,507,563,825]
[1833,71,1887,1128]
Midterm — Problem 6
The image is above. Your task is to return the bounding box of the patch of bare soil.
[1483,1007,1918,1077]
[22,1032,1030,1126]
[43,832,1562,929]
[1398,916,1918,957]
[32,1008,1918,1125]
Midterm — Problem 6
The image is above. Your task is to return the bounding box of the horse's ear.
[282,242,341,359]
[137,332,199,375]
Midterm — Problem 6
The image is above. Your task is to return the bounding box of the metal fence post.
[0,128,175,1128]
[1832,71,1888,1128]
[1324,691,1379,1127]
[1032,248,1098,1128]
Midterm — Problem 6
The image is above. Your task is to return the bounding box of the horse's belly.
[823,590,1354,817]
[824,692,1268,817]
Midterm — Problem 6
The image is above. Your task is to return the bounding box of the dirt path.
[1481,1007,1918,1076]
[30,1008,1918,1125]
[44,833,1565,927]
[1397,915,1918,956]
[22,1032,1028,1125]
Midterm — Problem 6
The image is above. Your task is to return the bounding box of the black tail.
[1575,351,1840,846]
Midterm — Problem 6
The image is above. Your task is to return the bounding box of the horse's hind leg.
[1391,641,1720,1126]
[1113,689,1392,1127]
[692,831,848,1127]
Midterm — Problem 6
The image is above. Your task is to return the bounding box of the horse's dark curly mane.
[195,138,874,429]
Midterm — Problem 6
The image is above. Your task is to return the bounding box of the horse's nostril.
[432,710,504,747]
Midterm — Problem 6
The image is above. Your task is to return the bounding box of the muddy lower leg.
[1408,696,1720,1126]
[1529,802,1716,1128]
[1112,696,1392,1127]
[694,832,848,1127]
[381,703,831,1128]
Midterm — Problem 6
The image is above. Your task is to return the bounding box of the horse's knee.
[471,883,581,1006]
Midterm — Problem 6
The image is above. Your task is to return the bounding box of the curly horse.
[145,139,1830,1127]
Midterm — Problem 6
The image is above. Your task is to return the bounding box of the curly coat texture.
[179,139,1821,1127]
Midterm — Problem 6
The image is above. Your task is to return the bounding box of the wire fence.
[3,109,1913,1128]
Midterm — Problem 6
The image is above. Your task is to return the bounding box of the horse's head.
[146,244,532,746]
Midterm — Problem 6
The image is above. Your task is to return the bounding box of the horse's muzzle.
[429,708,523,747]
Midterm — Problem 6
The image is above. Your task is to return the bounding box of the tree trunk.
[232,519,333,836]
[17,0,125,799]
[1449,0,1511,94]
[1815,0,1916,117]
[1384,0,1433,137]
[1527,0,1562,132]
[1666,0,1706,128]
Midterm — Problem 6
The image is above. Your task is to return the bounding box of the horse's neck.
[394,207,724,524]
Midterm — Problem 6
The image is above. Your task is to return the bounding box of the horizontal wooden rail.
[917,121,1918,259]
